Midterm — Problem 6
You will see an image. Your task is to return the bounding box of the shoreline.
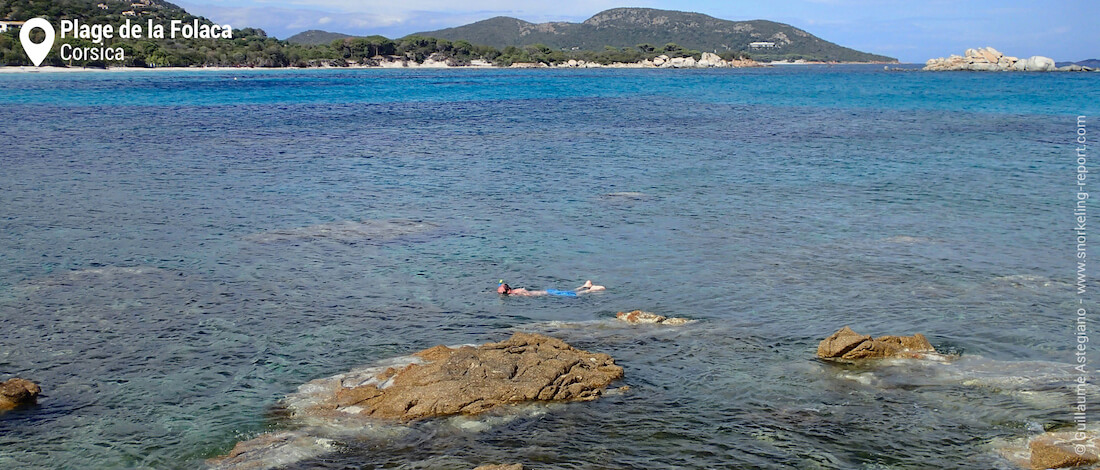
[0,62,901,74]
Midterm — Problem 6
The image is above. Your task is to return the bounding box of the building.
[121,10,136,16]
[0,20,25,33]
[97,3,109,9]
[749,42,776,49]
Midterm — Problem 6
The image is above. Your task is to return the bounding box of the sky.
[175,0,1100,63]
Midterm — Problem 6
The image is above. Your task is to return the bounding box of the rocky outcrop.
[924,47,1079,72]
[212,334,621,469]
[291,332,622,421]
[208,432,337,470]
[1058,64,1093,72]
[816,326,935,361]
[473,465,524,470]
[557,53,761,69]
[1029,432,1100,469]
[615,310,693,325]
[0,378,41,410]
[998,431,1100,469]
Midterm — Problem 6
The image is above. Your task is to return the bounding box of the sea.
[1,65,1098,469]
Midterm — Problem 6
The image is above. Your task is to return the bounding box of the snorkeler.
[497,279,605,297]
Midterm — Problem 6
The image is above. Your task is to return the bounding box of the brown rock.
[474,465,523,470]
[816,326,936,361]
[1029,432,1100,469]
[0,378,41,410]
[306,332,623,421]
[616,310,693,325]
[876,333,933,352]
[414,344,454,362]
[816,326,871,358]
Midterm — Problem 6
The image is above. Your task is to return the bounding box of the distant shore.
[0,61,898,73]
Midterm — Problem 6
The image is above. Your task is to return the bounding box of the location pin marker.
[20,18,55,67]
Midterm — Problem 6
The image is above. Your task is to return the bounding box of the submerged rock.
[212,334,621,469]
[244,219,438,244]
[605,191,650,199]
[615,310,693,325]
[816,326,935,361]
[291,332,622,422]
[0,378,41,410]
[208,432,337,470]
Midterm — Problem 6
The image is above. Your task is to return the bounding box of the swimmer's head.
[497,283,511,295]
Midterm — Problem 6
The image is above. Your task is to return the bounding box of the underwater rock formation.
[244,219,439,244]
[212,333,622,468]
[615,310,693,325]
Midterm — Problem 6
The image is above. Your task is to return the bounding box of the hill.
[1056,59,1100,68]
[286,29,352,45]
[414,7,895,62]
[0,0,299,67]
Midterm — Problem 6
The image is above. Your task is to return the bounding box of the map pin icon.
[20,18,55,67]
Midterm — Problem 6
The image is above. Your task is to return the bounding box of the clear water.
[0,66,1098,469]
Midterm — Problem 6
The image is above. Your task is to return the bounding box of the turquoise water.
[0,66,1098,469]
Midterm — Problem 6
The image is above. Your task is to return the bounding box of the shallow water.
[0,66,1098,468]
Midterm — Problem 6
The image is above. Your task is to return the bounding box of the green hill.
[415,7,895,62]
[286,29,352,45]
[0,0,306,67]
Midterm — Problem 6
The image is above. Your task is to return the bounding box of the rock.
[923,48,1064,72]
[295,333,622,421]
[663,56,696,68]
[968,62,1000,71]
[1024,55,1056,72]
[615,310,693,325]
[0,378,41,410]
[474,465,523,470]
[1029,432,1100,469]
[978,46,1002,63]
[698,52,724,67]
[727,58,761,68]
[653,54,668,66]
[207,431,337,470]
[816,326,935,361]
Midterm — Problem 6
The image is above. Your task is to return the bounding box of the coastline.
[0,61,901,74]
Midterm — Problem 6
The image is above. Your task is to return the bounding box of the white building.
[749,41,776,49]
[0,20,25,33]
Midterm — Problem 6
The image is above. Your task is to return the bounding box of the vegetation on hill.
[416,7,896,62]
[285,29,352,45]
[0,0,323,66]
[0,2,892,67]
